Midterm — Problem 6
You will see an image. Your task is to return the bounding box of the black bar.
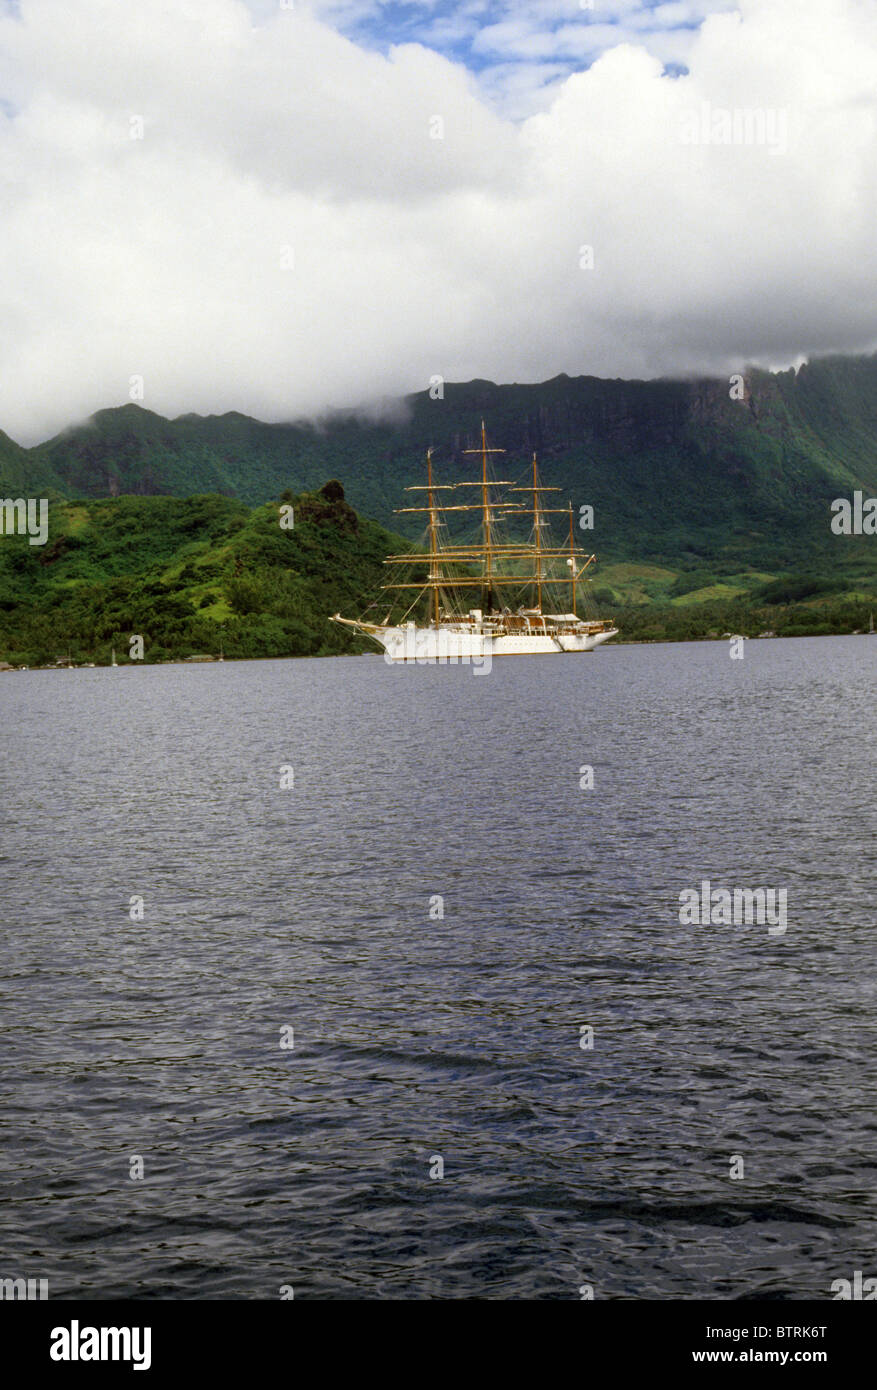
[3,1299,873,1376]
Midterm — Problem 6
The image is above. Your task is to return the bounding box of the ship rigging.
[331,421,618,660]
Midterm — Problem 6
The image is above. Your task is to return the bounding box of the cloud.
[303,2,738,113]
[1,0,877,444]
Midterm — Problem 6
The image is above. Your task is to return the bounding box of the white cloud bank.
[0,0,876,443]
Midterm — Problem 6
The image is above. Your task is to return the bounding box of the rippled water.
[1,636,875,1299]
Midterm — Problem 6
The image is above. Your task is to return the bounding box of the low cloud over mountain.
[1,0,876,443]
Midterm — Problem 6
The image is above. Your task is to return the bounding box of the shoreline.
[4,628,875,671]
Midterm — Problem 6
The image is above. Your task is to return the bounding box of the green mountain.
[7,354,877,561]
[0,484,412,667]
[2,354,877,653]
[0,427,65,496]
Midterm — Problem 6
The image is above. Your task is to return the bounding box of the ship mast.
[533,454,542,612]
[481,424,491,606]
[508,455,564,615]
[569,502,576,617]
[427,447,440,626]
[384,438,597,614]
[464,421,505,614]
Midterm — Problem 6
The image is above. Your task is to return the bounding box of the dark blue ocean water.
[1,636,875,1299]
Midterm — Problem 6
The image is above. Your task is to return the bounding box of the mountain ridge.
[4,354,877,582]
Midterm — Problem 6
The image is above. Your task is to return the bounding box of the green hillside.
[0,484,411,667]
[0,478,874,669]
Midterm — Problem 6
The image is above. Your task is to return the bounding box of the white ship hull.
[334,618,618,662]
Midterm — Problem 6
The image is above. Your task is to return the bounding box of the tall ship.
[331,422,618,661]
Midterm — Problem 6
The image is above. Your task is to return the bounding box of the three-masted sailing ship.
[331,422,618,661]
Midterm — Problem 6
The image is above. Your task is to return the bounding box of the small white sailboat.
[110,647,118,667]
